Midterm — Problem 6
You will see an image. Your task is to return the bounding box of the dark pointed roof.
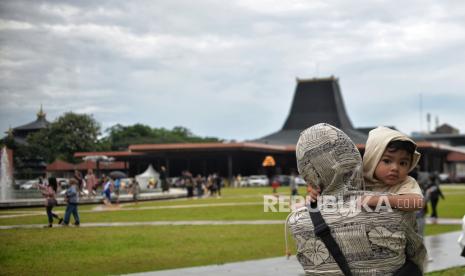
[13,106,50,132]
[3,106,51,145]
[253,77,367,145]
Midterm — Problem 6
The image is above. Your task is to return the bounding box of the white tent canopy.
[135,164,160,190]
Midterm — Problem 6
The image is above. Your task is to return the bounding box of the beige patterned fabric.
[296,123,364,196]
[289,123,426,275]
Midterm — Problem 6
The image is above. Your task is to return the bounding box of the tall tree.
[103,124,221,150]
[27,112,101,163]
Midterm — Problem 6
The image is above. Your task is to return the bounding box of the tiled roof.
[129,142,295,153]
[46,159,126,171]
[13,116,49,131]
[447,152,465,162]
[74,151,144,158]
[253,77,368,145]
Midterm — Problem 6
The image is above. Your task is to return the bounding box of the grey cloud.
[1,0,465,141]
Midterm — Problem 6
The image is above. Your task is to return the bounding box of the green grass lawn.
[0,185,463,275]
[434,184,465,218]
[426,266,465,275]
[424,224,462,236]
[0,225,291,275]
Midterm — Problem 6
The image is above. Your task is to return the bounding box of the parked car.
[239,176,249,187]
[20,179,38,190]
[246,175,269,187]
[438,173,450,183]
[14,179,27,190]
[453,172,465,183]
[169,177,184,187]
[295,176,306,186]
[57,178,69,190]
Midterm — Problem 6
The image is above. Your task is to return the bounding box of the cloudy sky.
[1,0,464,141]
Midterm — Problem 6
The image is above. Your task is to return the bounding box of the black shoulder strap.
[309,201,353,276]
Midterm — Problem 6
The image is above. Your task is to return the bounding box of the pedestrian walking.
[426,172,445,224]
[215,173,222,197]
[130,178,140,203]
[271,177,280,194]
[62,179,80,226]
[160,166,169,193]
[183,170,194,198]
[195,174,204,198]
[114,177,121,204]
[289,172,298,197]
[38,176,63,228]
[102,175,113,206]
[73,169,85,196]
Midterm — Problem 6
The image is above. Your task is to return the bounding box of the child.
[308,126,423,211]
[62,178,80,226]
[271,177,280,194]
[38,176,63,227]
[362,126,424,211]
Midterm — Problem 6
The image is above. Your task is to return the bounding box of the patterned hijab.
[296,123,364,196]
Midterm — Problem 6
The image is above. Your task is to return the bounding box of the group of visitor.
[72,169,101,198]
[181,170,223,198]
[36,169,143,227]
[37,176,79,227]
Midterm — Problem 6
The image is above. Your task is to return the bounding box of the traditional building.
[434,123,459,135]
[2,106,50,178]
[254,77,367,145]
[46,159,127,179]
[6,105,50,146]
[411,124,465,181]
[74,77,465,181]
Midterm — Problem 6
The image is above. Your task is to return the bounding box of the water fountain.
[0,150,185,208]
[0,146,13,201]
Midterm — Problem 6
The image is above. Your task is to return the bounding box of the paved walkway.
[0,188,187,208]
[0,201,263,220]
[127,231,465,275]
[0,214,463,273]
[0,220,284,230]
[0,217,461,230]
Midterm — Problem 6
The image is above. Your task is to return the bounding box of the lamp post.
[262,155,276,186]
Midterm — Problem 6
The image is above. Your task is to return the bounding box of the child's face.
[374,149,411,186]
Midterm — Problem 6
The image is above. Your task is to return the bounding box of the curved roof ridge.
[13,116,50,131]
[254,77,367,145]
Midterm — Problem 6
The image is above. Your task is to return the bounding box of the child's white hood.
[363,127,420,186]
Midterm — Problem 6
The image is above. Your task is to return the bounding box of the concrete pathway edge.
[125,231,465,275]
